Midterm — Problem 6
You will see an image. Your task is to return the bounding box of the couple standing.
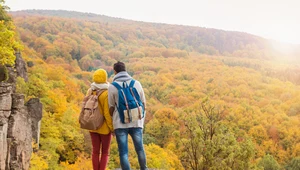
[87,61,147,170]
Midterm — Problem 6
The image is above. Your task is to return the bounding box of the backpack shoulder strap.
[95,89,106,98]
[94,90,106,110]
[129,79,136,87]
[112,82,123,90]
[95,89,107,98]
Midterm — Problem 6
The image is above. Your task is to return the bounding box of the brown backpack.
[79,89,105,130]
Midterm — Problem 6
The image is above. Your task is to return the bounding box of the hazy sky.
[6,0,300,44]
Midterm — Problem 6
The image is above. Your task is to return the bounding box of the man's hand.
[111,130,115,137]
[109,107,115,116]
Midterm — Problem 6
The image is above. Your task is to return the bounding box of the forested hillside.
[5,8,300,169]
[12,10,300,61]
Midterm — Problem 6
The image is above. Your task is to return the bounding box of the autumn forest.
[1,3,300,170]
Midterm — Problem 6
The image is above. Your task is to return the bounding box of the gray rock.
[26,98,42,146]
[0,83,12,95]
[0,83,13,112]
[7,108,32,170]
[0,123,8,170]
[0,53,42,170]
[26,98,42,121]
[0,93,12,111]
[15,53,28,82]
[5,66,16,86]
[0,111,11,125]
[11,94,25,110]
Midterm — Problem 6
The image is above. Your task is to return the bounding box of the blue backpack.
[112,80,145,124]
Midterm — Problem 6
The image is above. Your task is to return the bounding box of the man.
[108,61,148,170]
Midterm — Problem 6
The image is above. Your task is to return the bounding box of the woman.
[86,69,113,170]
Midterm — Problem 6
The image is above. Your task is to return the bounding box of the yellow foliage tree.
[146,108,179,147]
[0,1,22,66]
[145,143,184,170]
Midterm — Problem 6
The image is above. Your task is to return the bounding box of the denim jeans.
[115,128,148,170]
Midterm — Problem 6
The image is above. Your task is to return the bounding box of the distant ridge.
[10,10,300,61]
[10,9,142,24]
[11,9,260,36]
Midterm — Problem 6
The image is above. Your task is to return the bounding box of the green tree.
[0,64,8,81]
[176,101,255,170]
[285,157,300,170]
[258,154,281,170]
[0,0,11,21]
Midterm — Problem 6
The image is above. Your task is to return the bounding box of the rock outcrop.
[0,54,42,170]
[6,52,28,93]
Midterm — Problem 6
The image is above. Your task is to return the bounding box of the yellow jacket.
[86,89,113,134]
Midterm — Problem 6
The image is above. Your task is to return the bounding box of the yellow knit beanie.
[93,69,107,83]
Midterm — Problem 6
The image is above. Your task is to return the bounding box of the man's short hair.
[113,61,126,73]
